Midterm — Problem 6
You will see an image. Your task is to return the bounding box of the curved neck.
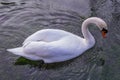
[81,18,97,44]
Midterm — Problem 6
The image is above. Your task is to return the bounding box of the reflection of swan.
[7,17,108,63]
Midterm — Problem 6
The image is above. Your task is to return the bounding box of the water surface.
[0,0,120,80]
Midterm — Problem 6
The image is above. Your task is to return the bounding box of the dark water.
[0,0,120,80]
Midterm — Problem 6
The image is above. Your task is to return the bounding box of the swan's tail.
[7,47,41,60]
[7,47,24,56]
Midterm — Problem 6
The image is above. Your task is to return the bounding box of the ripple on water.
[0,0,103,80]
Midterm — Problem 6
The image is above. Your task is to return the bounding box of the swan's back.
[23,29,79,43]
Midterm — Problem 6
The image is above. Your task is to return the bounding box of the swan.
[7,17,108,63]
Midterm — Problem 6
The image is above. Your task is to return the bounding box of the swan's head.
[95,17,108,38]
[82,17,108,38]
[90,17,108,38]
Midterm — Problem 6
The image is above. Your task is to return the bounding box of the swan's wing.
[23,41,70,63]
[23,41,51,58]
[23,30,45,45]
[23,36,86,63]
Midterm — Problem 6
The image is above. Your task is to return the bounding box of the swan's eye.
[101,28,108,38]
[101,28,108,33]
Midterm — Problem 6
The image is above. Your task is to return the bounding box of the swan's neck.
[81,18,97,45]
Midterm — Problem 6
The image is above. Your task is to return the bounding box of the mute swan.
[7,17,108,63]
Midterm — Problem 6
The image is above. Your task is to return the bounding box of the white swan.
[7,17,108,63]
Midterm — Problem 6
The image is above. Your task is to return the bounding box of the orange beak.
[101,31,107,38]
